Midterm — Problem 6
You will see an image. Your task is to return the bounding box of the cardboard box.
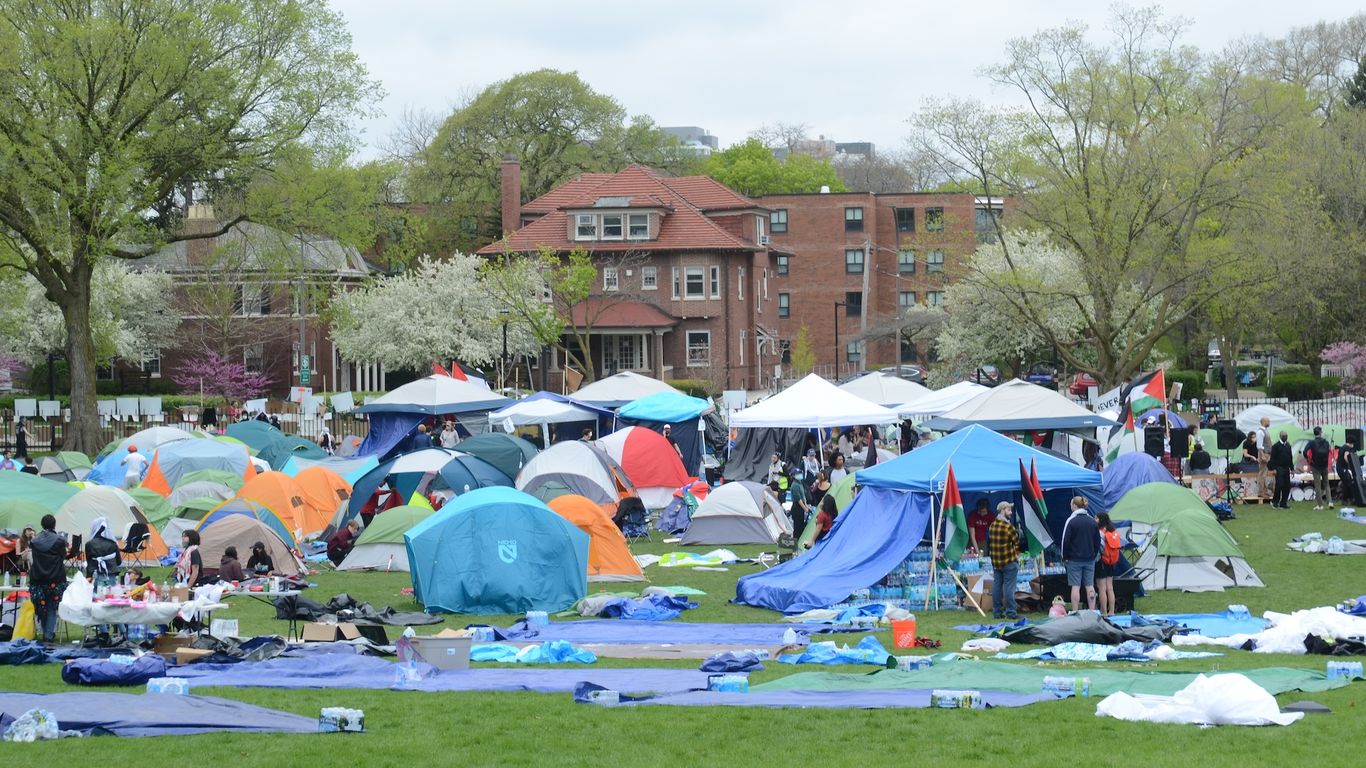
[963,574,993,612]
[152,634,195,660]
[170,587,190,603]
[175,647,215,664]
[407,636,471,670]
[301,622,362,642]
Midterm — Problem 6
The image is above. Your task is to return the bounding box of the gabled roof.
[138,221,369,276]
[479,165,763,255]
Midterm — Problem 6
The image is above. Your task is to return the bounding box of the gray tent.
[680,481,792,545]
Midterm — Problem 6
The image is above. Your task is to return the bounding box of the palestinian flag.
[1105,370,1166,462]
[1017,458,1054,557]
[940,463,970,563]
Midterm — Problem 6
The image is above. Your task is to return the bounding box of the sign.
[38,400,61,418]
[300,354,311,386]
[1091,384,1123,414]
[289,387,312,403]
[331,392,354,414]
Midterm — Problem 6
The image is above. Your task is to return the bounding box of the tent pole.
[942,562,985,617]
[926,493,940,611]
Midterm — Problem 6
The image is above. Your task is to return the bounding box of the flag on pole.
[1018,458,1054,557]
[941,463,970,563]
[433,362,451,377]
[448,362,469,382]
[1105,369,1166,461]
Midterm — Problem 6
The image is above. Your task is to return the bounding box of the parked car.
[878,365,926,384]
[970,366,1001,387]
[1025,364,1058,389]
[1068,373,1098,397]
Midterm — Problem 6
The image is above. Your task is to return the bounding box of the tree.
[172,351,273,402]
[790,326,816,377]
[833,149,942,193]
[0,0,377,452]
[330,254,541,373]
[1322,342,1366,395]
[856,304,947,364]
[1348,57,1366,108]
[702,139,846,197]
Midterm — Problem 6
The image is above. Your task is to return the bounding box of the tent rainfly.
[838,372,932,408]
[1110,482,1264,592]
[730,374,900,429]
[338,504,434,572]
[680,481,792,545]
[923,379,1119,432]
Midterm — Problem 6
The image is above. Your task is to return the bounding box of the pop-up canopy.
[570,371,682,409]
[895,381,987,418]
[838,372,932,408]
[858,424,1102,493]
[731,374,899,429]
[923,379,1118,432]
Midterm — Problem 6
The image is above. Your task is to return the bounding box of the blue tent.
[347,449,511,516]
[616,391,712,477]
[857,425,1102,493]
[279,454,380,485]
[405,487,589,614]
[735,487,931,613]
[225,421,326,471]
[197,498,296,548]
[1137,408,1189,429]
[1077,451,1177,517]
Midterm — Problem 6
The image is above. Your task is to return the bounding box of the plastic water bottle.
[782,627,799,645]
[161,580,169,601]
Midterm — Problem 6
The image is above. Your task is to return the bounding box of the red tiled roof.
[659,176,766,211]
[568,297,677,329]
[522,173,615,214]
[479,165,762,254]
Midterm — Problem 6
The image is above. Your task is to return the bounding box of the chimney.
[500,155,522,237]
[184,203,218,266]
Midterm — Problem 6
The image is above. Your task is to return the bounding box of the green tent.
[177,468,246,491]
[1110,482,1264,590]
[796,471,861,550]
[57,451,93,470]
[0,499,50,532]
[338,504,435,571]
[173,496,223,519]
[0,471,78,514]
[127,487,174,528]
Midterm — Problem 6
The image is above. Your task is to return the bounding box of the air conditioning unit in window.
[759,235,771,246]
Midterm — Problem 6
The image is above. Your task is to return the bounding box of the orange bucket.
[892,618,917,648]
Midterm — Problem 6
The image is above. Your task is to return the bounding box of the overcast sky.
[332,1,1361,161]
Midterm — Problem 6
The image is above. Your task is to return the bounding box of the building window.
[576,214,596,240]
[709,265,720,298]
[770,209,788,233]
[776,255,789,275]
[686,331,711,368]
[96,365,114,381]
[845,248,864,274]
[927,250,945,272]
[778,292,790,318]
[737,266,745,300]
[601,214,623,240]
[641,265,657,290]
[603,267,619,292]
[141,350,161,378]
[755,215,766,242]
[672,267,681,299]
[900,340,918,362]
[235,285,270,317]
[898,291,917,308]
[925,207,944,232]
[898,249,916,274]
[844,207,863,232]
[845,291,862,317]
[243,343,264,373]
[927,291,944,306]
[684,267,706,299]
[846,342,861,363]
[603,334,644,372]
[895,207,915,232]
[628,213,650,239]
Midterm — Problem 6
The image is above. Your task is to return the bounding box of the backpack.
[1100,529,1122,566]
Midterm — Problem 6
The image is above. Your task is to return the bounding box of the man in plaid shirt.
[987,501,1020,619]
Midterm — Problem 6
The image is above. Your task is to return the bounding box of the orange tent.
[546,494,645,582]
[233,472,324,539]
[293,466,352,527]
[139,440,256,497]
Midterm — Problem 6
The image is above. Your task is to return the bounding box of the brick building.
[479,161,785,391]
[758,191,1003,379]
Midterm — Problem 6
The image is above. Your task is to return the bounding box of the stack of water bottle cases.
[842,546,1061,611]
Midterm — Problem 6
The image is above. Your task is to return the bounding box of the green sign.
[300,354,310,385]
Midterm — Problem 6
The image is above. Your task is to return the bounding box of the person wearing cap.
[120,444,148,489]
[801,449,820,482]
[987,501,1020,620]
[662,425,682,456]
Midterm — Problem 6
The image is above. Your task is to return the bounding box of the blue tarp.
[857,425,1102,493]
[616,392,710,423]
[355,412,426,461]
[595,595,697,621]
[1110,611,1270,638]
[495,619,833,645]
[406,487,589,614]
[0,692,317,737]
[777,636,892,666]
[735,487,932,613]
[573,684,1055,709]
[468,640,597,664]
[699,651,765,673]
[60,655,168,686]
[1078,451,1178,514]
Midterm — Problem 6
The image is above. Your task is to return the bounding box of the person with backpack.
[28,515,68,643]
[1305,426,1334,510]
[1060,496,1103,612]
[1095,512,1122,617]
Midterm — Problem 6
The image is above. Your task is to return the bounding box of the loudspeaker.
[1348,428,1363,449]
[1144,427,1165,458]
[1216,420,1242,451]
[1169,427,1191,457]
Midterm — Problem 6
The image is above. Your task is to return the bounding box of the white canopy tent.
[924,379,1118,432]
[570,371,681,408]
[730,374,900,428]
[1234,404,1302,435]
[895,381,988,419]
[838,372,932,408]
[356,374,510,415]
[487,397,600,435]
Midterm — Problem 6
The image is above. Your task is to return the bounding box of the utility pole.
[833,301,846,379]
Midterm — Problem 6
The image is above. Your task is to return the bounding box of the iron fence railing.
[0,411,372,455]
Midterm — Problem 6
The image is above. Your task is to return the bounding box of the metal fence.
[0,411,372,456]
[1222,397,1366,428]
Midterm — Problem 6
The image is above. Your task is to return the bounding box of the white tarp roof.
[731,374,900,428]
[896,381,988,418]
[357,375,510,415]
[570,371,681,407]
[838,372,932,407]
[1234,404,1302,434]
[488,397,598,427]
[926,379,1118,431]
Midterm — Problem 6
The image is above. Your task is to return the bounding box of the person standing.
[14,418,28,459]
[410,424,433,451]
[986,501,1020,620]
[1305,426,1333,510]
[1268,431,1294,509]
[1255,416,1272,499]
[1336,441,1361,506]
[176,529,204,587]
[662,425,682,457]
[1060,496,1102,612]
[84,518,120,586]
[28,515,67,643]
[1095,512,1121,617]
[120,445,148,489]
[766,453,785,485]
[967,498,995,553]
[828,453,848,484]
[800,449,820,483]
[439,421,460,449]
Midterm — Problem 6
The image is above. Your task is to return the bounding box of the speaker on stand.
[1214,420,1242,506]
[1169,428,1191,481]
[1143,427,1165,459]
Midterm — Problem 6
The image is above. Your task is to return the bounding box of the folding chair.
[63,534,82,570]
[617,497,651,543]
[120,523,151,567]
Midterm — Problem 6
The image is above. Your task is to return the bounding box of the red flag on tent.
[941,464,969,562]
[433,362,452,377]
[448,362,468,381]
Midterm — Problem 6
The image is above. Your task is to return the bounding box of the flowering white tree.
[330,254,542,371]
[0,264,177,366]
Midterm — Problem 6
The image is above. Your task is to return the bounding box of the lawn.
[3,501,1364,767]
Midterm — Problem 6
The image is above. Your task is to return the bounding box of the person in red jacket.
[326,520,360,565]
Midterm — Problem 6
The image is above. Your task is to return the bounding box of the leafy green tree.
[0,0,377,452]
[1348,58,1366,109]
[702,139,846,197]
[790,326,816,377]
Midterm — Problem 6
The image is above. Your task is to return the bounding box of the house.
[479,161,785,391]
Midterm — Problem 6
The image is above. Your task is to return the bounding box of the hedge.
[1165,369,1206,400]
[1266,373,1340,400]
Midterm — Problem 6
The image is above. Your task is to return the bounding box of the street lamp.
[498,308,510,392]
[833,301,846,379]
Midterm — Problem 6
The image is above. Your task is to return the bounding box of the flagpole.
[926,491,940,612]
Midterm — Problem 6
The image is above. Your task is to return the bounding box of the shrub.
[666,379,716,398]
[1164,369,1206,400]
[1266,373,1339,400]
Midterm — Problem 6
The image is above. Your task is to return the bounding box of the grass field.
[4,501,1364,766]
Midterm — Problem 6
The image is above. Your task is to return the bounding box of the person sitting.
[218,546,246,582]
[326,520,360,565]
[84,518,120,586]
[19,457,38,475]
[126,567,154,599]
[15,526,35,571]
[246,541,275,576]
[1188,441,1212,474]
[612,496,648,539]
[1240,431,1260,472]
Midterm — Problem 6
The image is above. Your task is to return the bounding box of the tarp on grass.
[0,691,317,737]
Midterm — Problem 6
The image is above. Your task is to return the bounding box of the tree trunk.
[61,270,102,454]
[1221,342,1240,400]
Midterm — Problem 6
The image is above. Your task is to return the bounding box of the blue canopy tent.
[356,375,512,459]
[405,487,589,614]
[615,391,712,477]
[856,425,1103,493]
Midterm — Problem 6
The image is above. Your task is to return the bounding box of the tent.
[455,433,539,481]
[166,481,236,511]
[857,424,1102,493]
[1078,452,1179,516]
[55,486,170,559]
[895,381,988,418]
[280,454,380,486]
[731,374,900,429]
[923,379,1118,432]
[127,487,174,529]
[171,496,221,520]
[680,481,792,545]
[1110,483,1264,591]
[196,498,296,549]
[87,426,197,485]
[293,467,353,529]
[838,372,932,408]
[595,426,691,509]
[570,371,681,409]
[57,451,93,478]
[35,456,79,482]
[405,487,590,614]
[0,472,78,515]
[515,441,635,505]
[233,472,320,539]
[0,499,49,533]
[1235,404,1303,435]
[356,375,512,459]
[487,393,604,442]
[224,421,327,472]
[337,504,434,572]
[176,469,246,491]
[138,439,255,497]
[546,495,645,582]
[347,449,512,517]
[615,391,713,477]
[1137,408,1189,430]
[722,427,810,483]
[197,513,301,578]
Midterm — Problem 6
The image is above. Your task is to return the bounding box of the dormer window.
[628,213,649,239]
[602,214,623,240]
[573,211,654,242]
[575,214,596,240]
